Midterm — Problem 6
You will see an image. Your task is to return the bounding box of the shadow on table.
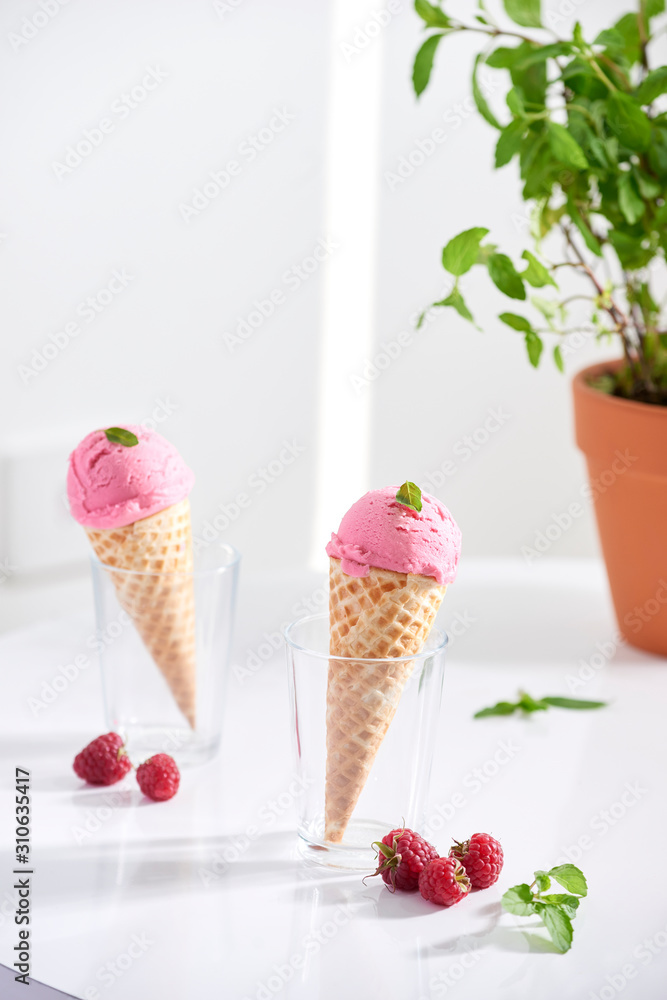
[0,831,345,907]
[409,897,561,957]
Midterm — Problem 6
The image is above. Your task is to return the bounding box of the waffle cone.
[325,557,445,843]
[85,498,197,728]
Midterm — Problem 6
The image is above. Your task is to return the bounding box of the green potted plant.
[410,0,667,655]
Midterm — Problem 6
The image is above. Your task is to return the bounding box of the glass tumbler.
[90,541,240,765]
[284,613,447,870]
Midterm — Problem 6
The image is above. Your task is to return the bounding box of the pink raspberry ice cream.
[67,426,194,530]
[326,486,461,585]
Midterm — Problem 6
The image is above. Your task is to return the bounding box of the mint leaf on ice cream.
[395,482,422,512]
[103,427,139,447]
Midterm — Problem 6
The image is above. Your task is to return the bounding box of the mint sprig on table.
[395,482,422,512]
[474,690,607,718]
[502,864,587,954]
[103,427,139,447]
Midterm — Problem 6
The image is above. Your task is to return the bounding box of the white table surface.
[1,559,666,1000]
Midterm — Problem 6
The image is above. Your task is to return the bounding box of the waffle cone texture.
[85,498,197,728]
[325,556,446,843]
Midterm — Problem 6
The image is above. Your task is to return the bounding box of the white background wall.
[0,0,643,632]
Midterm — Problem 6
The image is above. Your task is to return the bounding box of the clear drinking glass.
[284,613,447,870]
[90,542,240,765]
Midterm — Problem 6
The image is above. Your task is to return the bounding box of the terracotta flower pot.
[573,360,667,657]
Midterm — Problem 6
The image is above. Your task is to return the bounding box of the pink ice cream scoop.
[67,425,195,529]
[326,485,461,585]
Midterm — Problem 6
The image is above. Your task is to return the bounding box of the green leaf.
[499,312,532,332]
[648,125,667,177]
[607,91,651,151]
[521,250,556,288]
[541,696,607,709]
[103,427,139,447]
[618,173,645,225]
[474,700,518,718]
[633,168,660,200]
[503,0,542,29]
[553,344,564,373]
[518,690,548,711]
[594,29,626,49]
[473,53,501,129]
[547,122,588,170]
[567,200,603,257]
[516,42,574,68]
[441,227,489,276]
[395,482,422,512]
[608,229,652,269]
[534,870,551,892]
[636,66,667,104]
[413,33,444,96]
[506,88,525,116]
[486,46,522,69]
[548,864,588,897]
[502,883,537,915]
[476,242,498,264]
[488,253,526,299]
[373,840,394,859]
[532,296,559,322]
[536,902,574,953]
[414,0,452,27]
[541,894,580,919]
[434,286,475,323]
[495,119,527,168]
[610,13,641,66]
[525,331,543,367]
[644,0,665,18]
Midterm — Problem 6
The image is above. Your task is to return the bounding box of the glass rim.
[90,541,240,578]
[283,612,448,663]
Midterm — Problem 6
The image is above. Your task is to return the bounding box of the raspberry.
[136,754,180,801]
[450,832,504,889]
[419,856,471,906]
[73,733,131,786]
[370,828,439,891]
